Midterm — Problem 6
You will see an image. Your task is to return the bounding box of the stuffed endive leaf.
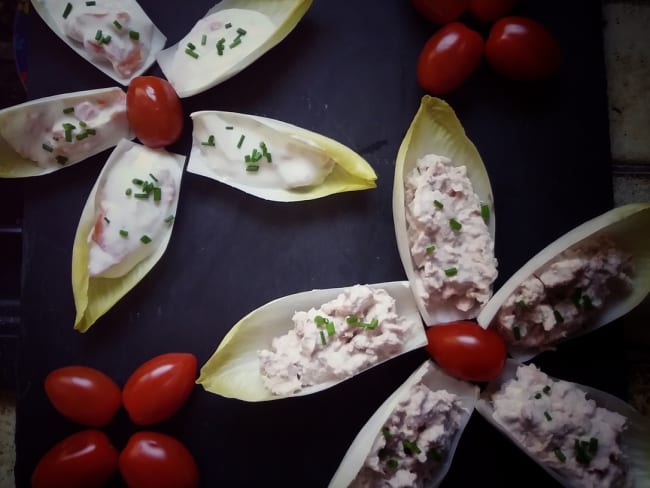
[476,360,650,488]
[72,139,184,332]
[197,282,426,401]
[477,203,650,361]
[0,87,130,178]
[393,95,497,326]
[329,360,478,488]
[31,0,166,84]
[187,111,377,201]
[156,0,312,98]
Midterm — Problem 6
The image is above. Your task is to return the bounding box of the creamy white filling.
[87,144,180,278]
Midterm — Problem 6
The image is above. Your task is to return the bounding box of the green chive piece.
[449,218,462,231]
[425,245,436,254]
[402,440,421,455]
[225,126,234,130]
[554,449,566,463]
[225,22,232,28]
[62,2,72,18]
[119,229,128,237]
[64,130,73,143]
[85,0,96,5]
[75,132,88,140]
[164,215,175,224]
[55,155,68,165]
[544,411,552,421]
[79,121,87,128]
[386,459,398,469]
[513,326,522,341]
[319,330,326,345]
[201,34,207,46]
[434,200,444,209]
[134,193,149,199]
[103,217,110,224]
[113,19,122,29]
[589,437,598,453]
[246,164,259,172]
[95,29,103,42]
[515,300,527,309]
[314,316,326,327]
[265,152,272,163]
[201,135,216,146]
[153,187,161,202]
[444,267,458,277]
[125,188,132,196]
[427,448,442,462]
[86,128,96,135]
[381,427,392,440]
[244,155,251,163]
[543,385,551,395]
[42,143,53,152]
[553,310,564,323]
[481,203,490,222]
[534,393,542,399]
[140,235,152,244]
[62,122,76,131]
[367,318,379,330]
[149,173,158,182]
[229,37,242,49]
[236,27,247,35]
[237,134,245,149]
[185,48,199,59]
[378,447,392,460]
[325,321,335,337]
[187,42,196,50]
[346,316,358,324]
[129,30,140,40]
[63,107,74,114]
[102,35,111,44]
[132,178,143,185]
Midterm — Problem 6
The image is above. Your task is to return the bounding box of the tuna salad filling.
[258,285,419,396]
[491,364,627,488]
[495,237,633,348]
[405,154,497,319]
[351,377,463,488]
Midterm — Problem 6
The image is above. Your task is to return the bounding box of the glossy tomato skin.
[485,16,561,81]
[32,430,118,488]
[411,0,469,24]
[119,432,199,488]
[44,366,121,427]
[417,22,484,95]
[126,76,183,148]
[122,352,197,425]
[425,321,506,382]
[468,0,517,23]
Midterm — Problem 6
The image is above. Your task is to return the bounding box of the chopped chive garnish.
[42,143,53,152]
[543,385,551,395]
[95,29,103,42]
[132,178,143,185]
[153,187,161,202]
[425,245,436,254]
[325,321,335,337]
[236,27,247,35]
[102,35,111,44]
[259,141,268,154]
[246,164,259,172]
[265,152,272,163]
[125,188,132,196]
[75,132,88,140]
[314,316,326,327]
[434,199,444,209]
[201,34,207,46]
[55,155,68,165]
[134,193,149,199]
[119,229,128,237]
[62,2,72,18]
[64,130,73,143]
[140,235,152,244]
[319,330,326,345]
[444,267,458,277]
[553,310,564,323]
[481,203,490,222]
[365,318,379,330]
[427,448,442,462]
[86,0,95,5]
[378,447,392,460]
[86,128,96,135]
[449,218,462,231]
[554,449,566,463]
[515,300,526,309]
[185,48,199,59]
[129,30,140,40]
[201,135,216,146]
[62,122,76,130]
[164,215,175,224]
[381,427,392,440]
[513,326,521,341]
[244,155,251,163]
[225,22,232,28]
[386,459,398,469]
[149,173,158,182]
[79,121,87,128]
[229,37,242,48]
[534,393,542,399]
[63,107,74,114]
[187,42,196,50]
[113,19,122,29]
[216,39,225,55]
[225,126,233,130]
[589,437,598,453]
[346,316,358,324]
[402,440,421,455]
[544,411,552,421]
[103,217,110,224]
[237,134,245,149]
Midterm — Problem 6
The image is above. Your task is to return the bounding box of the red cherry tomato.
[44,366,121,427]
[485,16,561,81]
[126,76,183,148]
[425,321,506,381]
[122,352,197,425]
[417,22,484,95]
[119,432,199,488]
[32,430,118,488]
[411,0,469,24]
[468,0,517,23]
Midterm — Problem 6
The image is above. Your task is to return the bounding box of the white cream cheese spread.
[87,144,181,278]
[492,364,628,488]
[258,285,419,396]
[495,237,633,348]
[405,154,497,320]
[351,380,463,488]
[0,89,128,169]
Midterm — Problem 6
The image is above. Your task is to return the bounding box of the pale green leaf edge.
[197,281,426,402]
[476,359,650,488]
[156,0,313,98]
[0,87,131,178]
[476,203,650,361]
[392,95,495,325]
[187,110,377,202]
[72,139,185,332]
[329,360,479,488]
[30,0,166,86]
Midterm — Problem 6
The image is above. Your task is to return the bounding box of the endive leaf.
[72,139,185,332]
[156,0,312,98]
[477,203,650,361]
[197,282,426,401]
[329,360,478,488]
[393,95,496,325]
[476,360,650,488]
[0,87,131,178]
[187,111,377,201]
[31,0,166,85]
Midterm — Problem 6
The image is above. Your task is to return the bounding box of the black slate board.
[16,1,624,487]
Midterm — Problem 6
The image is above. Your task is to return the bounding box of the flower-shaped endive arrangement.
[33,353,200,488]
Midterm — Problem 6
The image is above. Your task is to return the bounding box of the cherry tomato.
[411,0,469,24]
[122,352,197,425]
[425,321,506,381]
[44,366,121,427]
[32,430,118,488]
[468,0,517,23]
[126,76,183,148]
[417,22,484,95]
[119,432,199,488]
[485,16,561,81]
